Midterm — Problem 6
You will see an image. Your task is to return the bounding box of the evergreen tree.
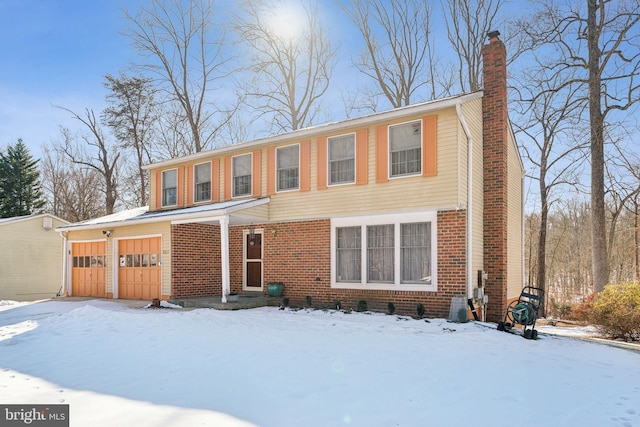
[0,139,46,218]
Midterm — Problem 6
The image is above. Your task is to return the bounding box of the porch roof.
[56,197,270,232]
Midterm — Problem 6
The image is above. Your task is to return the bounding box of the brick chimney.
[481,31,509,322]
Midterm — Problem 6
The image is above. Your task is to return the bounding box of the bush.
[387,302,396,315]
[566,293,596,322]
[357,300,368,312]
[590,283,640,342]
[416,303,425,318]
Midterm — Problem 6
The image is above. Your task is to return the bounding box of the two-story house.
[57,33,522,321]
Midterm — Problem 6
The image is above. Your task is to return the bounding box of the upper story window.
[233,153,252,197]
[194,162,211,203]
[162,169,177,207]
[277,144,299,191]
[389,120,421,177]
[328,133,355,185]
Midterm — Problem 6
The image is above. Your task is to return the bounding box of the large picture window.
[277,144,299,191]
[328,134,355,185]
[233,154,252,197]
[389,120,421,177]
[194,162,211,202]
[331,212,436,291]
[162,169,177,207]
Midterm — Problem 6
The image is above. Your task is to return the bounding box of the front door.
[244,230,263,291]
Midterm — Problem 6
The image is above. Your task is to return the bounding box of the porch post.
[220,215,231,303]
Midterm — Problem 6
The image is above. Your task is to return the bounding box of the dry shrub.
[566,293,596,322]
[590,283,640,342]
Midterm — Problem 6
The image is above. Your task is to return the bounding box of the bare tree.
[442,0,505,93]
[103,74,156,206]
[519,0,640,292]
[55,109,120,215]
[342,0,437,108]
[41,144,105,222]
[235,0,336,133]
[123,0,237,152]
[513,64,588,314]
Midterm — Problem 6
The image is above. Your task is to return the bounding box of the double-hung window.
[328,134,355,185]
[162,169,177,207]
[277,144,299,191]
[332,212,436,291]
[194,162,211,203]
[389,120,422,177]
[233,154,252,197]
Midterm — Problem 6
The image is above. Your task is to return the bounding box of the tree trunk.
[536,176,548,316]
[588,0,609,292]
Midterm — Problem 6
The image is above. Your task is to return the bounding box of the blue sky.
[0,0,136,157]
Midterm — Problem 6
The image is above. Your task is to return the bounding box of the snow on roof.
[56,198,268,231]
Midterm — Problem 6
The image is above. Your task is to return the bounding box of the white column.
[220,216,231,303]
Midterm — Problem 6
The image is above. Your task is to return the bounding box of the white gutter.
[456,103,474,300]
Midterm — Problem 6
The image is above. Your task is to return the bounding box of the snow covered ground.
[0,298,639,427]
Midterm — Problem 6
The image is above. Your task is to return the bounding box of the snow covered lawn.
[0,299,639,427]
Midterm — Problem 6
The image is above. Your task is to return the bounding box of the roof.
[56,198,270,232]
[0,213,69,227]
[145,91,484,170]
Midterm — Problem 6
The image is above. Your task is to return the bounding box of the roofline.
[0,213,70,227]
[55,198,270,232]
[144,92,484,170]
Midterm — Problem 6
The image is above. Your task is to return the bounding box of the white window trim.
[327,132,356,187]
[330,211,437,292]
[232,153,253,198]
[276,143,300,193]
[162,168,178,207]
[193,161,212,204]
[388,119,423,180]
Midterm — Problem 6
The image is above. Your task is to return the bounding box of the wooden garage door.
[71,242,106,297]
[118,237,162,300]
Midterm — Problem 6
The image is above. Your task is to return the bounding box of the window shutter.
[267,147,276,195]
[224,157,232,201]
[376,125,389,183]
[186,164,194,206]
[317,137,327,190]
[356,129,368,185]
[155,170,162,210]
[422,116,437,177]
[252,150,262,197]
[211,159,220,202]
[177,166,185,207]
[300,140,311,192]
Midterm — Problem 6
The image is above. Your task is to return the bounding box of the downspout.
[58,231,68,296]
[456,103,474,301]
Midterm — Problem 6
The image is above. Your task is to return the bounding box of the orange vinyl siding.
[267,147,276,195]
[376,125,389,183]
[317,136,328,190]
[356,129,368,185]
[423,115,438,177]
[211,158,220,202]
[186,164,194,206]
[155,171,162,210]
[224,156,232,201]
[300,140,311,192]
[252,150,262,197]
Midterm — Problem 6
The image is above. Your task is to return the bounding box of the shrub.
[333,299,342,310]
[590,283,640,342]
[416,303,425,318]
[566,293,596,322]
[357,300,368,312]
[387,302,396,315]
[305,296,313,307]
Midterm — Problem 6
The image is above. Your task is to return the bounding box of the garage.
[71,241,106,297]
[117,237,162,300]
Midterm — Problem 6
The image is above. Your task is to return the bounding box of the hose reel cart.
[497,286,545,339]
